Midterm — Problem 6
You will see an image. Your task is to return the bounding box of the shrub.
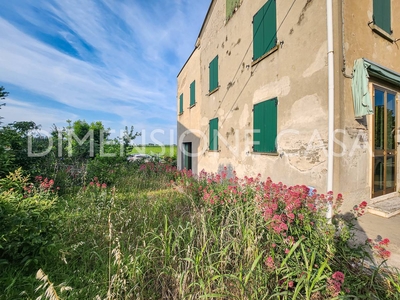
[86,156,126,185]
[0,169,58,264]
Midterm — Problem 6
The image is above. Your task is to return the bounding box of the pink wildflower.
[332,271,345,284]
[265,256,275,269]
[327,271,345,297]
[379,238,390,246]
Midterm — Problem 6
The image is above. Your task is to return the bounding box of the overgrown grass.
[1,163,400,299]
[129,145,177,158]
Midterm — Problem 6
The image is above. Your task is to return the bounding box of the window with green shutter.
[179,93,183,114]
[253,98,277,153]
[209,118,219,151]
[209,56,219,93]
[253,0,277,61]
[373,0,391,34]
[190,80,196,107]
[226,0,240,20]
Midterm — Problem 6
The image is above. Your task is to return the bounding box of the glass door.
[373,86,397,197]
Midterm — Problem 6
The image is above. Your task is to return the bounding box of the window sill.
[252,44,279,67]
[189,103,196,109]
[252,151,279,156]
[370,24,395,43]
[178,112,183,116]
[208,86,220,96]
[208,149,220,152]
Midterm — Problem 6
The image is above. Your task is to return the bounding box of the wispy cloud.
[0,0,209,142]
[2,97,78,131]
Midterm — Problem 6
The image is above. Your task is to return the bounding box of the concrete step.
[368,197,400,218]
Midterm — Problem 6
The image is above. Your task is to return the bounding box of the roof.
[177,0,216,78]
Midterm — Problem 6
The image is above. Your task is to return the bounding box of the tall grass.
[1,163,399,299]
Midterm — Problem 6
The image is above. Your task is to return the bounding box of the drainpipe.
[326,0,334,220]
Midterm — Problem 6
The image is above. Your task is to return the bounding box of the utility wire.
[181,0,298,165]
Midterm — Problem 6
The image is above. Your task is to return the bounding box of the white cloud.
[0,0,209,143]
[1,98,78,132]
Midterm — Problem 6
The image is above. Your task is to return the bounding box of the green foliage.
[86,155,126,185]
[0,121,51,177]
[0,169,58,264]
[0,164,399,299]
[51,119,111,161]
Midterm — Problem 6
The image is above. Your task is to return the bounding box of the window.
[190,80,196,106]
[373,0,391,34]
[226,0,240,20]
[209,56,219,93]
[253,0,277,61]
[253,98,277,153]
[179,93,183,114]
[209,118,218,151]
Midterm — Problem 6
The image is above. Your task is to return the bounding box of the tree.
[0,121,47,177]
[119,125,141,156]
[51,119,111,160]
[0,86,9,125]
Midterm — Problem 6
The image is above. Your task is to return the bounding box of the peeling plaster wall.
[339,0,400,210]
[176,0,330,192]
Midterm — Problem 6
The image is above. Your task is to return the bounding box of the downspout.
[326,0,334,220]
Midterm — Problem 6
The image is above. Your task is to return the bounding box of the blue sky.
[0,0,210,144]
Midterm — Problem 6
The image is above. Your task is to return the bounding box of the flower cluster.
[139,162,178,175]
[83,176,107,191]
[265,256,275,270]
[327,271,345,297]
[367,237,391,260]
[352,201,368,217]
[35,176,55,191]
[20,176,59,198]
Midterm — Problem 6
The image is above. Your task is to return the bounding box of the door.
[372,86,397,197]
[182,142,192,170]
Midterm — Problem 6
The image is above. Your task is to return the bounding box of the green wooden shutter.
[253,5,264,61]
[214,56,218,90]
[209,118,218,150]
[190,81,196,106]
[209,56,218,92]
[374,0,391,33]
[253,98,277,152]
[264,0,277,53]
[179,93,183,114]
[226,0,240,20]
[253,0,277,61]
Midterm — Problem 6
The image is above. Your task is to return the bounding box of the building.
[177,0,400,211]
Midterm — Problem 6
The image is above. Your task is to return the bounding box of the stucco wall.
[338,0,400,209]
[177,48,202,175]
[190,0,330,192]
[177,0,400,210]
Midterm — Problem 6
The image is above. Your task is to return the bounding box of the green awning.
[364,58,400,87]
[352,58,400,117]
